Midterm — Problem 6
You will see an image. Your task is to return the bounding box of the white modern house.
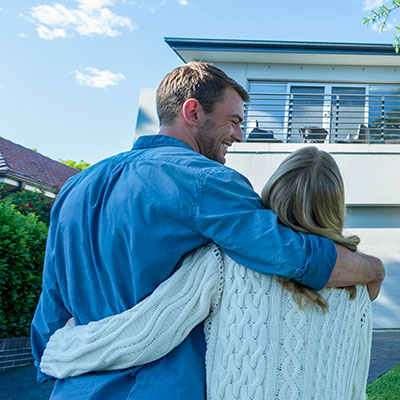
[135,38,400,329]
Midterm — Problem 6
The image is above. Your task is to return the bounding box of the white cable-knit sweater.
[41,244,372,400]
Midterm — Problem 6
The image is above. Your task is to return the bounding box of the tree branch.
[363,1,400,53]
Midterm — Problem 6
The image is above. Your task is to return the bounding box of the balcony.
[243,91,400,144]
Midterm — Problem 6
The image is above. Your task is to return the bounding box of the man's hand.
[367,280,383,302]
[327,245,385,301]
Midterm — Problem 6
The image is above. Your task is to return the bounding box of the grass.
[367,363,400,400]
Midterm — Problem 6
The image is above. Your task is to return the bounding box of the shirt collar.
[132,135,194,152]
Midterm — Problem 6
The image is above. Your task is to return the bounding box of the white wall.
[134,88,158,141]
[227,143,400,205]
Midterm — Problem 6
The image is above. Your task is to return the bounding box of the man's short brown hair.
[156,62,249,126]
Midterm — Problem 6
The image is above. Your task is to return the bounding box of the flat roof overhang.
[165,38,400,67]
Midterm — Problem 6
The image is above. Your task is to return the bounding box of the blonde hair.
[261,147,360,312]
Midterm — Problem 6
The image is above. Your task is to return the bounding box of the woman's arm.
[40,244,224,379]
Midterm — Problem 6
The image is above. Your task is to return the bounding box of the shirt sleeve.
[39,244,224,379]
[192,168,337,290]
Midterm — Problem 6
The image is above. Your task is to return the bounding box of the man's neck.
[158,124,199,154]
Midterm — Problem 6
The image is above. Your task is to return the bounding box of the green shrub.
[0,201,48,338]
[0,184,55,225]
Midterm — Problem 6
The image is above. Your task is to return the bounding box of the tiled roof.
[0,136,80,191]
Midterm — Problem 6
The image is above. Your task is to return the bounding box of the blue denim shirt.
[31,135,337,399]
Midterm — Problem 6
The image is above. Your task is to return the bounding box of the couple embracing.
[32,62,384,400]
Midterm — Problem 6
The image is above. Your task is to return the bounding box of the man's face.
[196,87,244,164]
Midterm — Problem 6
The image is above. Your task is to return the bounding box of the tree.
[60,159,91,171]
[364,0,400,52]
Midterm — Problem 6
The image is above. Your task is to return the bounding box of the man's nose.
[233,125,244,142]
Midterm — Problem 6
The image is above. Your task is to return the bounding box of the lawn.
[367,364,400,400]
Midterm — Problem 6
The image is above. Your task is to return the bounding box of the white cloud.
[179,0,188,5]
[74,67,125,88]
[28,0,135,40]
[78,0,114,10]
[362,0,388,11]
[37,24,67,39]
[17,33,27,38]
[0,84,3,90]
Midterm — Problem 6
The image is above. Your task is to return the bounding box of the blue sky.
[1,0,398,164]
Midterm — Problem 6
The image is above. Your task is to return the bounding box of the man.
[31,62,384,399]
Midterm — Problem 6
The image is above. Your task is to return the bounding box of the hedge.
[0,184,55,225]
[0,201,48,338]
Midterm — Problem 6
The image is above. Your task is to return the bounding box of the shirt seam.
[191,169,208,234]
[191,168,241,237]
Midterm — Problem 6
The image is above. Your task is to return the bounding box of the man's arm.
[194,168,336,291]
[194,168,384,298]
[326,244,385,301]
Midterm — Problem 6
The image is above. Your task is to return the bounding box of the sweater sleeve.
[40,244,224,379]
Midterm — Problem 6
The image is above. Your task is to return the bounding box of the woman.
[40,147,372,399]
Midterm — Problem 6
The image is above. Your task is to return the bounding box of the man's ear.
[182,99,204,127]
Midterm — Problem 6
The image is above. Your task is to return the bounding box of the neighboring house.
[0,136,79,197]
[135,38,400,329]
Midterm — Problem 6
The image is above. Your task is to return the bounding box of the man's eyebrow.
[232,114,244,123]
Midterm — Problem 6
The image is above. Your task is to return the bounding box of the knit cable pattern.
[205,254,372,400]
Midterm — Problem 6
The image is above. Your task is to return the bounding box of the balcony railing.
[243,92,400,144]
